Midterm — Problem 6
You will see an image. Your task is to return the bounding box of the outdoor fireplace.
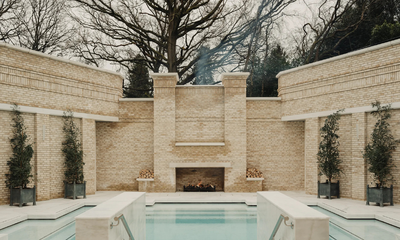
[176,168,224,192]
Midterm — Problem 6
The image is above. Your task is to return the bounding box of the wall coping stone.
[0,103,119,122]
[246,97,281,101]
[176,85,224,88]
[119,98,154,102]
[277,38,400,78]
[0,42,124,79]
[175,142,225,147]
[169,162,231,168]
[246,178,264,181]
[282,101,400,121]
[136,178,154,182]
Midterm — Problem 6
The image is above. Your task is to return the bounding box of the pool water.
[146,203,257,240]
[311,206,400,240]
[0,206,92,240]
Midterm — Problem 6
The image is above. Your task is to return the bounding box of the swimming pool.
[1,203,400,240]
[312,206,400,240]
[0,206,92,240]
[146,203,257,240]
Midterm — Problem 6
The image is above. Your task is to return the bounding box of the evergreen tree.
[247,45,290,97]
[371,21,400,45]
[62,110,84,184]
[317,110,343,183]
[123,56,152,98]
[364,101,399,188]
[5,104,34,189]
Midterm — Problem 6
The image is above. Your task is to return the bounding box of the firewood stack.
[139,169,154,179]
[246,168,263,178]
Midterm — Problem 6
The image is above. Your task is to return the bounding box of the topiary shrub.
[62,110,84,184]
[364,101,399,188]
[5,104,34,189]
[317,110,343,183]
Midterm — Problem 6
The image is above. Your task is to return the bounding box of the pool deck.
[0,191,400,230]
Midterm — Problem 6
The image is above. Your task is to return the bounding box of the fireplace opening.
[176,168,224,192]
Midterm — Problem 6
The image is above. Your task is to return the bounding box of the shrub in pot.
[364,101,398,207]
[5,104,36,207]
[62,110,85,199]
[317,110,343,199]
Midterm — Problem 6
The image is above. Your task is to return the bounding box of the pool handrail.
[110,213,135,240]
[269,214,294,240]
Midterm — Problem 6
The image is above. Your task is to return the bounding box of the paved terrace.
[0,191,400,230]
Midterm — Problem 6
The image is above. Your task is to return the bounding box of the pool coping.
[0,191,399,231]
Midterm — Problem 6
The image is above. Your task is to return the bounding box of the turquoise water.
[2,203,400,240]
[146,203,257,240]
[0,206,92,240]
[311,206,400,240]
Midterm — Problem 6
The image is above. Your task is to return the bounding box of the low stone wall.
[75,192,146,240]
[257,192,329,240]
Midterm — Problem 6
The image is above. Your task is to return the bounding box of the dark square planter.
[366,185,393,207]
[64,181,86,199]
[10,186,36,207]
[318,181,340,199]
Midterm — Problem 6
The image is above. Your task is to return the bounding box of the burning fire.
[184,180,214,190]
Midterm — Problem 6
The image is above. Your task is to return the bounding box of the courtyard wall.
[1,38,400,205]
[0,43,122,205]
[278,39,400,203]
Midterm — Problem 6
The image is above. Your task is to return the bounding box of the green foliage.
[371,21,400,45]
[62,110,84,184]
[247,45,291,97]
[364,101,399,188]
[317,110,343,183]
[123,55,152,98]
[5,104,34,189]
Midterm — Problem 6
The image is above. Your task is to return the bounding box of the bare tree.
[298,0,377,64]
[71,0,294,85]
[2,0,75,54]
[0,0,22,41]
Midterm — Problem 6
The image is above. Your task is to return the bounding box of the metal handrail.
[110,213,135,240]
[269,214,294,240]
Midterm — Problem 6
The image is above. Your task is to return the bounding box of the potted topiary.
[317,110,343,199]
[6,104,36,207]
[62,110,86,199]
[364,101,398,207]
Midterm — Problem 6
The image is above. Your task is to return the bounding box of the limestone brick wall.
[0,43,122,116]
[175,86,224,142]
[246,100,305,191]
[278,39,400,203]
[96,101,154,191]
[278,40,400,117]
[0,43,121,205]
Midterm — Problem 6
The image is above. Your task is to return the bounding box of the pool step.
[40,220,76,240]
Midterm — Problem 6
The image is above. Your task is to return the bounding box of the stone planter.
[64,181,86,199]
[10,186,36,207]
[366,185,393,207]
[318,181,340,199]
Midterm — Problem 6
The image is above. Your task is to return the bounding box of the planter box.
[64,181,86,199]
[10,186,36,207]
[366,185,393,207]
[317,181,340,199]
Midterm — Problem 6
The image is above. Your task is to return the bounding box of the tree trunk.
[167,9,179,73]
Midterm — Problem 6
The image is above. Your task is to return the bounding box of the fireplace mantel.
[169,162,231,168]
